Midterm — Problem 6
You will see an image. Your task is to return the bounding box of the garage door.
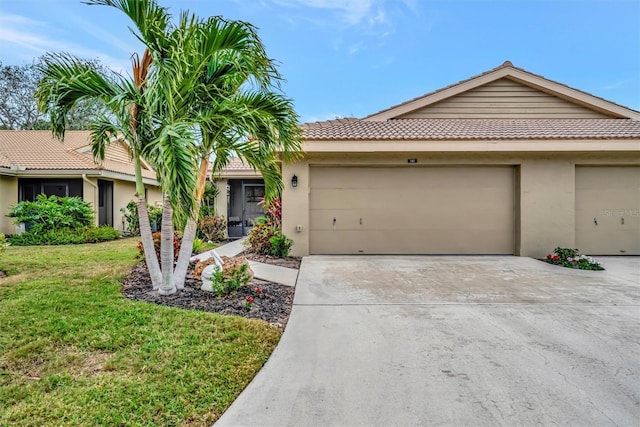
[309,166,515,254]
[575,166,640,255]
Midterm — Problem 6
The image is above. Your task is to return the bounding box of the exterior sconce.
[291,174,298,188]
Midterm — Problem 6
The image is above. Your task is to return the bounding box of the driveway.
[216,256,640,426]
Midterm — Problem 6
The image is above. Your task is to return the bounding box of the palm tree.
[87,0,303,289]
[35,47,198,295]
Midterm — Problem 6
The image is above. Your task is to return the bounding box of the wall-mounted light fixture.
[291,174,298,188]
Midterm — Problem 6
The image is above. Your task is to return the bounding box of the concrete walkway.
[192,238,298,287]
[215,255,640,426]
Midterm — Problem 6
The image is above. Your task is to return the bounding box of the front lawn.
[0,238,281,426]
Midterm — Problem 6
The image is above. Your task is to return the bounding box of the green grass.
[0,238,281,426]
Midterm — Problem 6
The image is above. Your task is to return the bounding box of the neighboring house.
[211,158,265,238]
[0,130,163,235]
[281,61,640,257]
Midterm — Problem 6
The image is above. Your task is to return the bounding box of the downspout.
[82,174,99,227]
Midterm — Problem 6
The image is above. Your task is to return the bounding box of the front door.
[98,180,114,227]
[242,183,265,236]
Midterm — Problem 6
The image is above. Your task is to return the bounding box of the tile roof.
[0,130,156,179]
[301,118,640,141]
[221,157,254,171]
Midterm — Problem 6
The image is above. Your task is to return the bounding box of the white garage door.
[309,166,516,254]
[575,166,640,255]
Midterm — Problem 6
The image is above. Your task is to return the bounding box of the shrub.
[0,233,6,251]
[8,226,120,246]
[268,231,293,257]
[199,181,219,218]
[84,226,122,243]
[192,237,205,254]
[198,215,227,242]
[209,257,253,297]
[136,231,181,266]
[8,195,93,233]
[120,201,163,235]
[246,199,294,258]
[246,217,278,255]
[545,247,604,271]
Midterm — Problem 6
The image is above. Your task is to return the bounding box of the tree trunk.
[173,216,197,290]
[134,158,162,290]
[158,195,176,295]
[173,158,210,289]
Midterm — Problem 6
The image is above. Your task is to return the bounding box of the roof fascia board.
[504,70,640,120]
[364,68,513,121]
[0,168,160,186]
[365,66,640,121]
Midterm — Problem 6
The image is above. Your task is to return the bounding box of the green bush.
[120,201,162,235]
[545,247,604,271]
[8,226,120,246]
[198,215,227,242]
[136,231,181,266]
[192,237,205,254]
[0,232,7,251]
[8,195,94,233]
[210,262,252,297]
[268,232,293,258]
[246,217,278,255]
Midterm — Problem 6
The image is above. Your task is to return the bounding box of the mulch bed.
[121,262,294,329]
[241,250,302,269]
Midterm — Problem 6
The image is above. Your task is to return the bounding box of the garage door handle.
[333,218,336,225]
[360,218,363,225]
[594,217,598,226]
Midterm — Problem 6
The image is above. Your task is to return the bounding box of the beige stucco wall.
[82,176,100,227]
[113,180,162,232]
[518,159,575,256]
[0,175,18,235]
[214,179,228,218]
[282,152,640,258]
[282,161,310,256]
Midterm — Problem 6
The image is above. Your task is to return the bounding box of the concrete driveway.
[216,256,640,426]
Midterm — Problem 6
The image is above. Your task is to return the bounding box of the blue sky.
[1,0,638,122]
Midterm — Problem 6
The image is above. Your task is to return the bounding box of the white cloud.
[604,79,631,90]
[0,26,130,73]
[301,112,351,123]
[0,13,130,73]
[271,0,376,26]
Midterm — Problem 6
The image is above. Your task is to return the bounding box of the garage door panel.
[576,166,640,255]
[309,166,515,254]
[310,229,514,254]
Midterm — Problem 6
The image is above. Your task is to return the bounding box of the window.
[18,178,83,201]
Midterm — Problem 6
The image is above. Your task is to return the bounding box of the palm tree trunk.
[134,158,162,290]
[173,158,209,289]
[158,194,176,295]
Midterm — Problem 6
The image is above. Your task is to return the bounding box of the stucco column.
[0,176,18,235]
[282,160,309,256]
[214,179,229,239]
[519,159,575,257]
[82,177,99,227]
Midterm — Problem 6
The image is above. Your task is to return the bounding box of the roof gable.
[365,61,640,121]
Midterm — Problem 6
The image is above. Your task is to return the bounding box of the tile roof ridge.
[300,117,359,128]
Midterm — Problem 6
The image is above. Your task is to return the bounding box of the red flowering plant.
[245,296,255,309]
[545,247,603,271]
[253,287,263,298]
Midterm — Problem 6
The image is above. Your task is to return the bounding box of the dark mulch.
[0,270,6,278]
[121,263,294,329]
[242,250,302,269]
